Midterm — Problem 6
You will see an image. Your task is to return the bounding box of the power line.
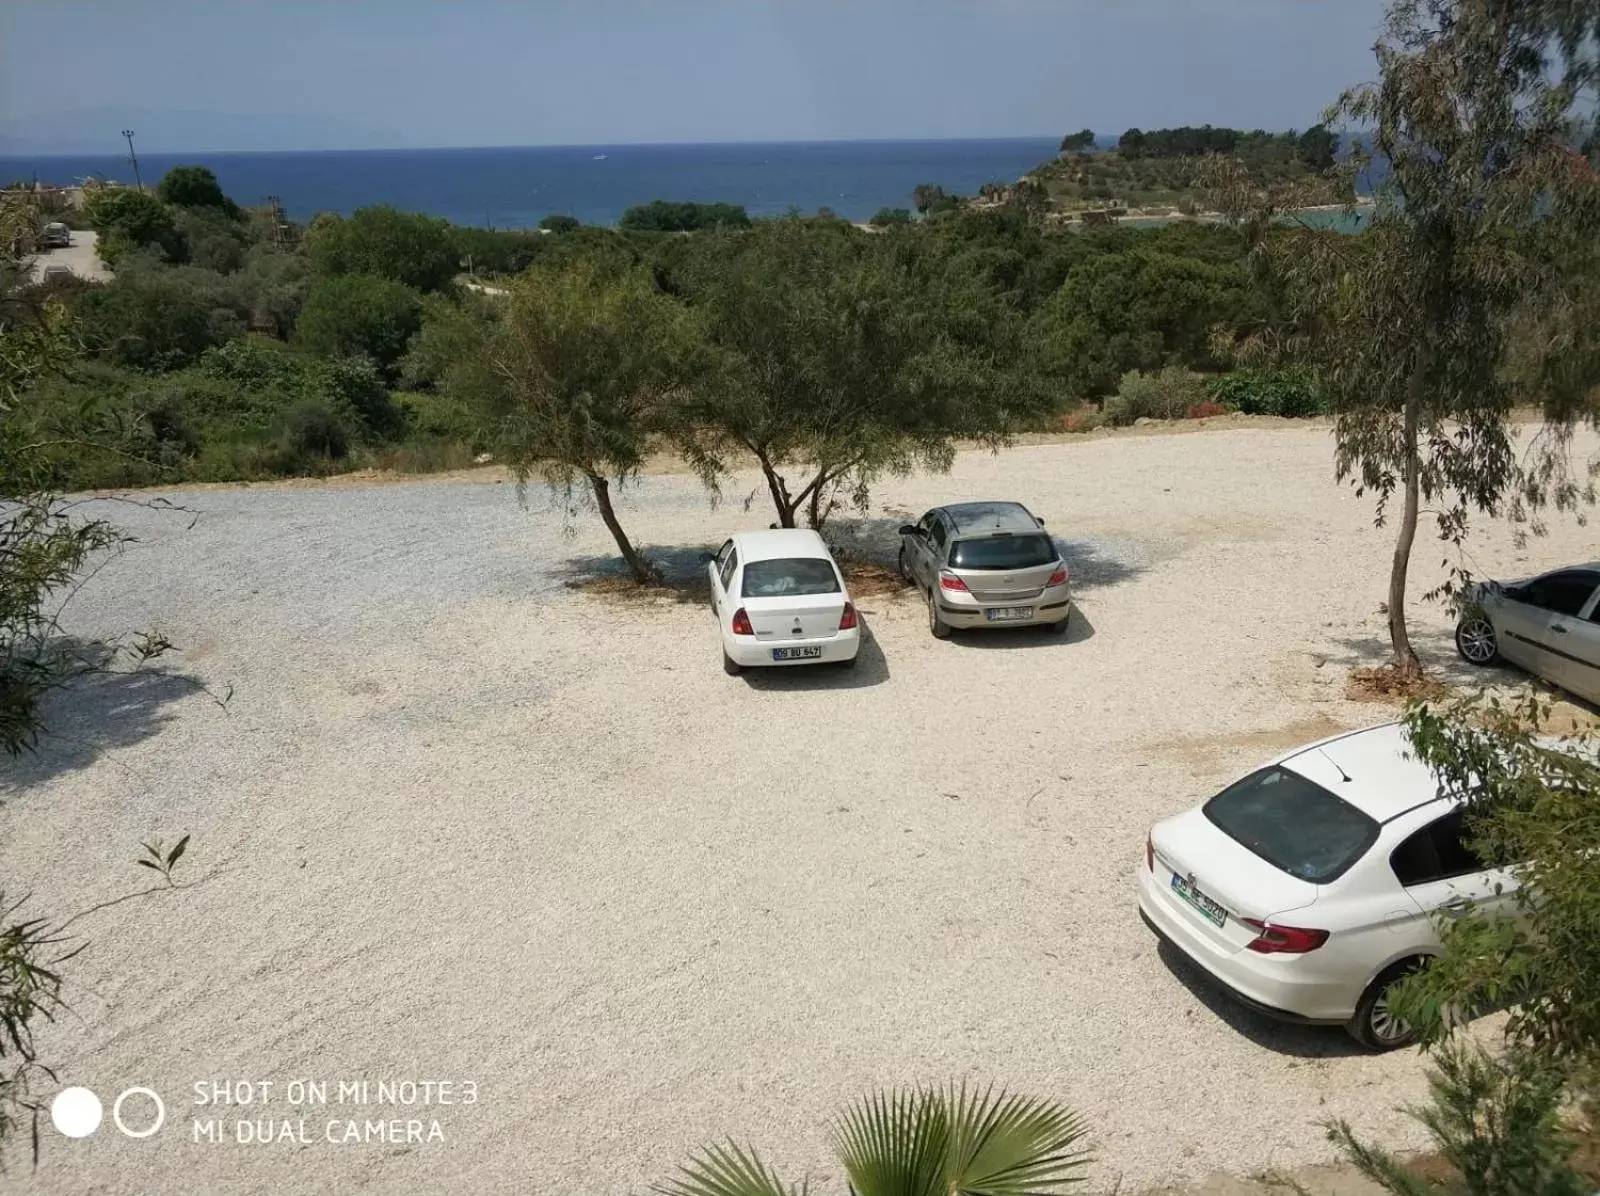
[121,129,143,190]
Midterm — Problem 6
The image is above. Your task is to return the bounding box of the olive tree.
[486,257,709,582]
[669,220,1028,529]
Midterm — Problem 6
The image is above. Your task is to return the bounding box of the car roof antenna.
[1318,747,1353,783]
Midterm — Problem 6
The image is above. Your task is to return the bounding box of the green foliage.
[1205,367,1325,417]
[294,273,423,379]
[78,257,246,371]
[669,218,1033,528]
[656,1084,1091,1196]
[911,183,963,216]
[172,205,250,273]
[155,165,241,219]
[305,205,459,292]
[539,214,581,234]
[1059,129,1095,154]
[450,225,548,275]
[869,207,914,227]
[487,255,712,581]
[287,402,350,459]
[618,201,752,233]
[235,243,308,338]
[83,187,184,264]
[1102,366,1210,424]
[1331,1045,1588,1196]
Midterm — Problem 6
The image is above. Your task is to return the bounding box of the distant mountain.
[0,108,411,155]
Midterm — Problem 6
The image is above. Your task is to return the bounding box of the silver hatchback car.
[1454,563,1600,704]
[897,501,1072,638]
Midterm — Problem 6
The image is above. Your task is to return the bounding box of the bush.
[156,165,242,219]
[84,188,185,264]
[1205,367,1326,417]
[1061,408,1105,433]
[1102,366,1209,425]
[538,214,580,234]
[869,207,913,227]
[295,273,423,379]
[1183,398,1229,419]
[618,201,751,233]
[287,403,350,459]
[305,205,459,293]
[79,259,246,370]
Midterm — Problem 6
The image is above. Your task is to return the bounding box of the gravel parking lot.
[4,423,1596,1194]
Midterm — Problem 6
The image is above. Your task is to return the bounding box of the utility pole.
[121,129,143,189]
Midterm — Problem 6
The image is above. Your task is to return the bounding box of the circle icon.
[50,1087,103,1138]
[113,1087,166,1139]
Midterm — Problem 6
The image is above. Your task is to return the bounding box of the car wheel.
[722,651,742,676]
[838,651,859,670]
[897,545,911,582]
[1044,610,1070,635]
[927,588,951,640]
[1455,616,1500,666]
[1346,959,1426,1051]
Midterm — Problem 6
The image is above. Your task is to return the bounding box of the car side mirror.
[1036,517,1047,527]
[898,524,919,536]
[700,552,715,564]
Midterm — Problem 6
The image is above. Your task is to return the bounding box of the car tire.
[927,589,951,640]
[1346,959,1426,1051]
[722,651,742,676]
[1454,616,1500,666]
[838,651,859,670]
[897,544,911,582]
[1044,611,1070,634]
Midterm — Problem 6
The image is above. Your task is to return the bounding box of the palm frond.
[653,1140,805,1196]
[832,1087,950,1196]
[944,1082,1093,1195]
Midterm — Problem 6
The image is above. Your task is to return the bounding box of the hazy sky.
[0,1,1392,152]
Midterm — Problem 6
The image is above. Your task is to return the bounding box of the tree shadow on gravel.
[1318,626,1543,694]
[1,648,202,799]
[1149,932,1373,1059]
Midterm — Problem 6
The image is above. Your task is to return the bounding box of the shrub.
[1102,366,1209,425]
[1205,367,1326,417]
[869,207,913,227]
[295,273,423,379]
[304,205,459,293]
[156,166,242,219]
[287,403,349,459]
[1061,408,1105,433]
[619,200,751,232]
[84,187,185,264]
[1183,398,1229,419]
[538,214,580,234]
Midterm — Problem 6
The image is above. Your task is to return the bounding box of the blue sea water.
[0,139,1063,229]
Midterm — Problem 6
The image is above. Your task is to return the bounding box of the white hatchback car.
[1137,723,1518,1049]
[708,529,861,675]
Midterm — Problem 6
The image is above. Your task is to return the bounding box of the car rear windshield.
[948,534,1056,571]
[1202,766,1379,883]
[741,558,841,598]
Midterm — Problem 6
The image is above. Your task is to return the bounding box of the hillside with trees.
[1010,124,1348,220]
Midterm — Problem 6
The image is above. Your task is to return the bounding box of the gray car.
[897,501,1072,638]
[1454,563,1600,704]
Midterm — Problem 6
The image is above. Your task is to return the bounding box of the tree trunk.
[757,455,798,528]
[586,471,653,584]
[1388,387,1424,679]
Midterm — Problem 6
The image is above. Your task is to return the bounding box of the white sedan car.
[1137,722,1518,1049]
[1454,563,1600,704]
[708,529,860,675]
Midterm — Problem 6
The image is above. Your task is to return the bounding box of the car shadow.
[1149,935,1376,1059]
[946,604,1097,651]
[736,619,890,690]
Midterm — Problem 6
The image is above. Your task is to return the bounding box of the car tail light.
[1242,919,1329,954]
[939,572,968,593]
[838,602,857,631]
[1046,566,1069,587]
[730,607,754,636]
[1146,833,1154,872]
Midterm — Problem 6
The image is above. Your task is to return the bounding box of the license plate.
[985,607,1033,622]
[771,646,823,661]
[1170,873,1227,928]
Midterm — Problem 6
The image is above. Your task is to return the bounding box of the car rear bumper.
[1135,863,1354,1025]
[936,593,1071,629]
[727,629,860,667]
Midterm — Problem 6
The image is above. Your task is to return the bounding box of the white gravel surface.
[3,423,1597,1195]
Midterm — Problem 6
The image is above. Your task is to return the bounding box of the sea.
[0,138,1067,229]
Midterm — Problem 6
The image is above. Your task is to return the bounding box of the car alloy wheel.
[1455,617,1498,665]
[927,589,950,639]
[1367,987,1412,1045]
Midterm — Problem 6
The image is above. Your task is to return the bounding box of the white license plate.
[1170,873,1227,928]
[985,607,1033,622]
[772,646,823,661]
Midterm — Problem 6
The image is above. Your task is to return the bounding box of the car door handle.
[1551,624,1568,634]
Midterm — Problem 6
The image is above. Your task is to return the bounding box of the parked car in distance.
[1454,563,1600,704]
[896,501,1071,638]
[40,263,73,281]
[1137,722,1520,1050]
[707,529,860,675]
[38,222,71,249]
